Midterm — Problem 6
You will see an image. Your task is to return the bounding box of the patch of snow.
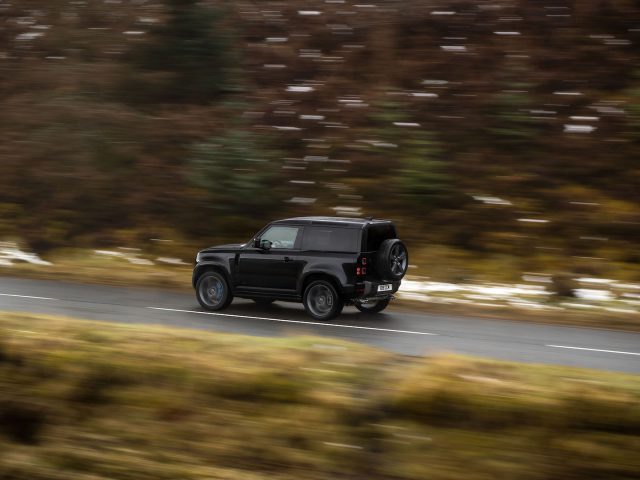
[578,278,614,284]
[518,218,549,223]
[288,197,316,204]
[273,126,302,131]
[0,242,52,265]
[564,124,596,133]
[331,206,361,215]
[440,45,467,52]
[575,289,614,301]
[422,79,448,85]
[95,250,124,257]
[286,85,314,92]
[156,257,188,265]
[473,195,512,205]
[15,32,44,41]
[127,257,154,265]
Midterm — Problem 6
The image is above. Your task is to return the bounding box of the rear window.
[302,226,359,253]
[365,223,396,251]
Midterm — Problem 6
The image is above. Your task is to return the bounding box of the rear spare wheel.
[376,239,408,280]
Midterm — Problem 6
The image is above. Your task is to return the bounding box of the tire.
[355,298,390,314]
[196,271,233,311]
[252,298,275,305]
[376,239,408,280]
[303,280,344,321]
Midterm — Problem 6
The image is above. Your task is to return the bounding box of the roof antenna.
[366,216,374,220]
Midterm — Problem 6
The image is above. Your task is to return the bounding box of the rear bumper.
[337,280,403,301]
[360,280,401,298]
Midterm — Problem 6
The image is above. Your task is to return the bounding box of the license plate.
[377,284,392,292]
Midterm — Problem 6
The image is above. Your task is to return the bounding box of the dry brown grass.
[1,312,639,479]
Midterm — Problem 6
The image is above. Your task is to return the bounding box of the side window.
[261,226,300,249]
[302,226,359,253]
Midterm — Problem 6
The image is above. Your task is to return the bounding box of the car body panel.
[236,248,305,291]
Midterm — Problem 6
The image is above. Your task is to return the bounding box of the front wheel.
[303,280,344,321]
[196,271,233,311]
[355,298,390,314]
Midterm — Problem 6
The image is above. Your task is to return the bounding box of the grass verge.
[1,311,639,479]
[0,249,193,290]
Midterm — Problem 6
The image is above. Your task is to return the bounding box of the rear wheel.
[355,298,390,314]
[196,271,233,311]
[303,280,344,321]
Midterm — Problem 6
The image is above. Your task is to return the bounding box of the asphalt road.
[1,276,639,373]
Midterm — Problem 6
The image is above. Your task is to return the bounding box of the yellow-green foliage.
[1,312,639,479]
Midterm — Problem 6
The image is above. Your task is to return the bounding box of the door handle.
[284,256,292,262]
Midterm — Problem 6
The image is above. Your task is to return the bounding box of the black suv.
[193,217,408,320]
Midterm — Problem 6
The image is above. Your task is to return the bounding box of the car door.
[236,225,305,292]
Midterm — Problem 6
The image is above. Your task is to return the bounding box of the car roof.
[273,216,393,228]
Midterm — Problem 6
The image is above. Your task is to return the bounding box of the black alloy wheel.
[303,280,344,321]
[196,271,233,311]
[390,243,408,277]
[377,239,409,280]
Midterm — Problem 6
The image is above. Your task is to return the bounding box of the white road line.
[147,307,437,336]
[547,344,640,356]
[0,293,58,301]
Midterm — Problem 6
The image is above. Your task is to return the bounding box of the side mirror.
[259,239,272,251]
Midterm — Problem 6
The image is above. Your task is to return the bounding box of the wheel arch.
[299,272,343,299]
[193,263,233,290]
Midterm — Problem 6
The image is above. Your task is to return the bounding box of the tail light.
[356,256,367,277]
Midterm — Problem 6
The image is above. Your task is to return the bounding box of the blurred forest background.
[1,0,640,281]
